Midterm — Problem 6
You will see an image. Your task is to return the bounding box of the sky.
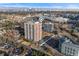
[0,3,79,9]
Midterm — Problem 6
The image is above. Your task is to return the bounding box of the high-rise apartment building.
[42,22,54,32]
[24,21,42,42]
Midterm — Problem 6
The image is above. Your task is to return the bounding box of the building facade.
[24,21,42,42]
[42,22,54,32]
[61,40,79,56]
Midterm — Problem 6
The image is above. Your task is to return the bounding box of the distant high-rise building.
[24,21,42,42]
[42,22,54,32]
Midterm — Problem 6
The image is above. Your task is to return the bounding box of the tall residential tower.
[24,20,42,42]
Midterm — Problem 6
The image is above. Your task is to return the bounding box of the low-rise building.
[61,41,79,56]
[52,17,69,23]
[59,37,79,56]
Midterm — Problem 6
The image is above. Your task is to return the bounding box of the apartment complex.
[61,39,79,56]
[24,21,42,42]
[42,22,54,32]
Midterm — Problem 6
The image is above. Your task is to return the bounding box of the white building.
[53,17,69,22]
[61,40,79,56]
[24,21,42,42]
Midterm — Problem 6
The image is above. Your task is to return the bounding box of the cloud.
[51,4,79,9]
[65,5,79,9]
[52,6,63,8]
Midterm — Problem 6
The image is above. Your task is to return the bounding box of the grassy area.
[31,49,49,56]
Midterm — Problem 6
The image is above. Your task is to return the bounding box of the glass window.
[73,49,75,55]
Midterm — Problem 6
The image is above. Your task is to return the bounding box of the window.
[73,49,75,55]
[67,47,69,53]
[65,47,66,52]
[70,48,72,54]
[65,47,67,55]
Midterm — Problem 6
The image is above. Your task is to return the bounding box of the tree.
[70,29,74,34]
[2,20,15,30]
